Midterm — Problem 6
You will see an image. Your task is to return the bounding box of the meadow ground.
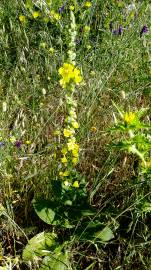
[0,0,151,269]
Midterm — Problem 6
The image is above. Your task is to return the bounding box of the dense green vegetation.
[0,0,151,269]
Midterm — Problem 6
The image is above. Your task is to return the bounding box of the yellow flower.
[61,156,67,164]
[72,157,78,165]
[124,112,136,124]
[73,68,83,84]
[91,126,97,133]
[71,121,79,129]
[84,26,90,33]
[19,15,26,23]
[49,47,54,53]
[63,128,75,137]
[50,10,61,20]
[33,11,40,19]
[61,148,67,155]
[72,149,79,157]
[59,171,69,177]
[25,140,31,145]
[10,136,16,143]
[84,1,92,8]
[64,180,70,186]
[67,138,79,151]
[58,63,83,88]
[53,13,61,20]
[69,5,75,11]
[72,181,79,188]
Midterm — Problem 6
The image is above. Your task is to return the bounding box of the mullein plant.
[58,10,82,189]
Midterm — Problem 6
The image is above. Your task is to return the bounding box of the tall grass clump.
[0,0,151,269]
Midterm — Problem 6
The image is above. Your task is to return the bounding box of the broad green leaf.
[22,232,57,261]
[94,227,114,242]
[40,252,72,270]
[33,199,56,224]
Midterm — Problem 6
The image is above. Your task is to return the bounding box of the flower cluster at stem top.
[58,63,82,89]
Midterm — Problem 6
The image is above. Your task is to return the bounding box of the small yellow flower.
[84,1,92,8]
[71,121,79,129]
[33,11,40,19]
[84,25,90,33]
[49,47,54,53]
[69,5,75,11]
[25,140,31,145]
[63,128,74,137]
[61,148,67,155]
[63,171,70,177]
[73,181,79,188]
[59,171,64,176]
[64,180,70,186]
[61,156,68,164]
[10,136,16,143]
[54,13,61,20]
[50,10,61,20]
[91,126,97,133]
[59,171,69,177]
[72,157,78,165]
[124,112,136,124]
[72,149,79,157]
[86,45,92,50]
[58,63,83,88]
[19,15,26,23]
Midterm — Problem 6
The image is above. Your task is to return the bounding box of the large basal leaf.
[93,227,114,242]
[39,252,72,270]
[33,199,57,224]
[22,232,57,262]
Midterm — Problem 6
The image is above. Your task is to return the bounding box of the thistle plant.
[58,11,82,189]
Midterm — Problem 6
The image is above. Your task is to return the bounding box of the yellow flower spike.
[19,15,26,23]
[84,1,92,8]
[124,112,136,124]
[72,121,79,129]
[61,156,68,164]
[33,11,40,19]
[63,128,75,137]
[73,181,79,188]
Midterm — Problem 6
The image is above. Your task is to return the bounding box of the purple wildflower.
[140,25,148,37]
[112,26,123,36]
[14,140,22,148]
[58,5,65,14]
[118,26,123,35]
